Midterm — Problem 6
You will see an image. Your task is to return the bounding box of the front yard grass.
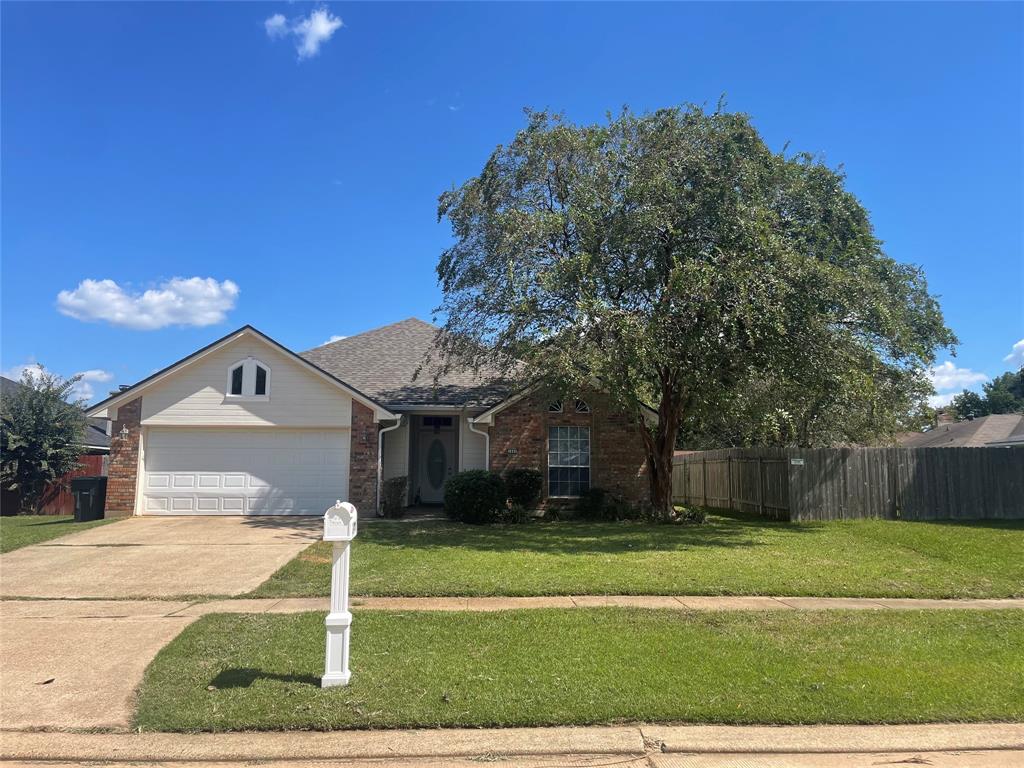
[251,511,1024,599]
[0,514,115,553]
[136,608,1024,731]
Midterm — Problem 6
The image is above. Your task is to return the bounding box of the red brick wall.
[349,400,378,513]
[488,391,649,506]
[105,397,142,517]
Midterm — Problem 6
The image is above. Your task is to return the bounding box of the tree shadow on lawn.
[907,518,1024,532]
[210,667,320,689]
[12,518,78,528]
[356,509,826,556]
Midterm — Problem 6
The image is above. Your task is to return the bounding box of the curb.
[0,727,645,761]
[641,723,1024,754]
[3,724,1023,762]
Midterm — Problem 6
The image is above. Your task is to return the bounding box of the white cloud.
[927,361,988,393]
[324,335,347,344]
[2,362,46,383]
[927,392,958,408]
[1003,339,1024,368]
[265,7,342,60]
[57,277,239,330]
[2,363,113,402]
[264,13,288,38]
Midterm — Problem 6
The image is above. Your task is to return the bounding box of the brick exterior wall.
[488,391,649,507]
[105,397,142,517]
[348,400,378,513]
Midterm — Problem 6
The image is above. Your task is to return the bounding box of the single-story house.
[1,375,111,515]
[86,319,651,517]
[896,413,1024,449]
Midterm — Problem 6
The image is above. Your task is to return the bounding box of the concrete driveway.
[0,516,321,598]
[0,517,321,729]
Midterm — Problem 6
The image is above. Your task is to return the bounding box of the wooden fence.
[671,446,1024,522]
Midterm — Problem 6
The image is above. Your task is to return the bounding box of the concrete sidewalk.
[4,595,1022,619]
[2,723,1022,762]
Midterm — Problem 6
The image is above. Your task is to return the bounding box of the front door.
[416,418,456,504]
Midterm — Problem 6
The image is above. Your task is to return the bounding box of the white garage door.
[142,428,350,515]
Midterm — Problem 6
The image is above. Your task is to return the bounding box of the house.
[85,319,651,517]
[896,413,1024,448]
[1,375,111,515]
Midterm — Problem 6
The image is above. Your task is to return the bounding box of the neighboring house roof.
[301,318,514,410]
[0,375,21,401]
[896,413,1024,448]
[85,326,396,421]
[0,375,110,452]
[83,417,111,450]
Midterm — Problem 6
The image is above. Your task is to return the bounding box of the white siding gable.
[141,337,352,427]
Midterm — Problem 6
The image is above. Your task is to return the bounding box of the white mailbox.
[324,500,358,541]
[321,500,357,688]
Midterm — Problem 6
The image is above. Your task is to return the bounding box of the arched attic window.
[227,357,271,400]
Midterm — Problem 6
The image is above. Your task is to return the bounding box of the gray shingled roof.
[897,413,1024,448]
[300,318,514,409]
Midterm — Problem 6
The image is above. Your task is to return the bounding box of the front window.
[548,425,590,497]
[226,358,271,400]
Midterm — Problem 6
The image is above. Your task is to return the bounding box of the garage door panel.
[142,428,350,516]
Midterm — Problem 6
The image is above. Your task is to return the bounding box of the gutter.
[467,418,491,471]
[376,415,404,516]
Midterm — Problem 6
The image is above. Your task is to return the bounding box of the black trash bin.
[71,476,107,522]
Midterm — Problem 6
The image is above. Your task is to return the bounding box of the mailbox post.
[322,500,358,688]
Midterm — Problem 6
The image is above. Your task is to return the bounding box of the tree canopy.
[950,368,1024,419]
[1,368,87,514]
[434,105,955,516]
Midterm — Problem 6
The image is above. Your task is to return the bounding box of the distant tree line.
[949,368,1024,420]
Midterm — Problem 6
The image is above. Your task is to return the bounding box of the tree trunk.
[646,446,675,519]
[638,375,683,521]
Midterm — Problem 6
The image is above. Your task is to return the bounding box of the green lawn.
[251,512,1024,599]
[0,514,115,553]
[136,608,1024,731]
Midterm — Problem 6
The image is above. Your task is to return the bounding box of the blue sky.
[2,2,1021,404]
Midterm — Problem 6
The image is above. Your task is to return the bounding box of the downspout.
[468,418,491,471]
[376,415,403,517]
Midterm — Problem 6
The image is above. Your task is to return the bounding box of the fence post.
[727,455,733,511]
[702,455,708,508]
[757,456,765,517]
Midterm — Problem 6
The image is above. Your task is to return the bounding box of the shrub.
[381,476,408,518]
[444,470,507,525]
[673,505,708,524]
[504,468,543,509]
[507,502,532,524]
[576,487,615,520]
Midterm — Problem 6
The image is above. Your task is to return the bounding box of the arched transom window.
[227,357,271,400]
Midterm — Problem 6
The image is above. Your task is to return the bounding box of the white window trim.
[225,357,271,402]
[547,425,591,498]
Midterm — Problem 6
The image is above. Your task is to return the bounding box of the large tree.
[1,368,86,514]
[433,105,955,518]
